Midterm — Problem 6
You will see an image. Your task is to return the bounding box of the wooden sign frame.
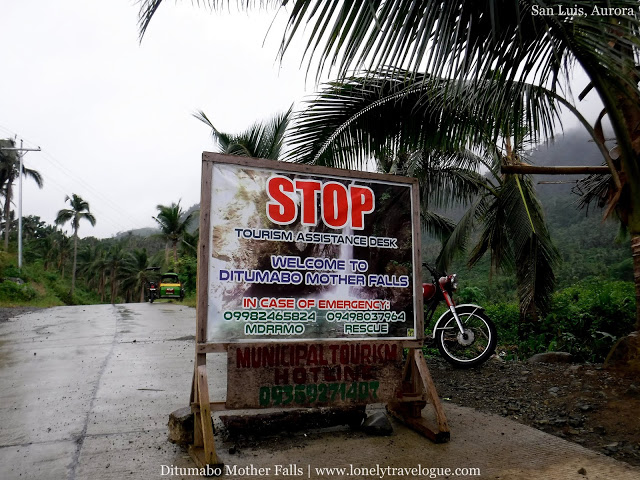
[188,153,449,471]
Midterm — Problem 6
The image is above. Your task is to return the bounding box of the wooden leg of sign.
[387,348,450,443]
[189,360,223,475]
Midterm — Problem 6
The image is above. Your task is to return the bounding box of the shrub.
[0,280,38,302]
[484,303,519,345]
[540,279,635,362]
[457,286,487,304]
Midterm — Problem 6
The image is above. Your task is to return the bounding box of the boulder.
[168,407,194,444]
[361,411,393,436]
[527,352,574,364]
[605,331,640,373]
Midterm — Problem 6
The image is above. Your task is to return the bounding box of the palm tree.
[0,138,44,251]
[287,71,560,322]
[139,0,640,332]
[153,201,195,267]
[195,107,291,160]
[55,194,97,295]
[105,243,127,304]
[55,232,72,279]
[119,249,152,303]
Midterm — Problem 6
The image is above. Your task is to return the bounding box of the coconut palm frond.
[286,69,562,169]
[196,108,292,160]
[138,1,278,40]
[500,173,560,318]
[468,185,515,273]
[420,210,455,243]
[515,231,558,319]
[275,1,640,94]
[436,195,489,271]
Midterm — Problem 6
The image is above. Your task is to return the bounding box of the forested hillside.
[1,130,635,361]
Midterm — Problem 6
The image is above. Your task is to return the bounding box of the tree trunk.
[3,178,12,251]
[110,271,117,304]
[633,235,640,331]
[100,271,105,303]
[173,239,178,270]
[71,229,78,296]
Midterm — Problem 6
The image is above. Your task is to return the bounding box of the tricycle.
[145,268,185,302]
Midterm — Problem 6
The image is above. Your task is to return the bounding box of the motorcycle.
[423,263,497,368]
[148,281,158,303]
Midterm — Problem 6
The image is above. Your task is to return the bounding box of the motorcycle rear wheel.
[435,305,497,368]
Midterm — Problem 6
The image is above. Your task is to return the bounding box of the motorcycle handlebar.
[422,262,444,279]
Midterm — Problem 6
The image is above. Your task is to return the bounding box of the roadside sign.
[203,155,423,344]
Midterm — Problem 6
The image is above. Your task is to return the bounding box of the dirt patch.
[0,307,42,323]
[429,356,640,467]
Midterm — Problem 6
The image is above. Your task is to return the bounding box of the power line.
[0,125,150,235]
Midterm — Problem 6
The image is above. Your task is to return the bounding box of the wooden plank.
[387,403,450,443]
[192,401,228,413]
[197,157,213,344]
[501,165,610,175]
[188,447,224,476]
[191,366,204,449]
[196,365,220,466]
[202,152,417,185]
[411,178,424,340]
[413,349,449,433]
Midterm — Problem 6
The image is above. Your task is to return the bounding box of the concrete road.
[0,304,638,480]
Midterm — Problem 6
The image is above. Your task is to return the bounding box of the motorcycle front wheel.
[149,293,155,303]
[435,305,497,368]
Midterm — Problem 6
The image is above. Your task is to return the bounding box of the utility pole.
[0,139,41,270]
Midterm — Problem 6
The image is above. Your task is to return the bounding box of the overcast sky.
[1,1,604,238]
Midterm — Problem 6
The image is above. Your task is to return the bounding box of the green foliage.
[542,280,635,361]
[0,281,37,302]
[2,264,21,278]
[484,303,520,345]
[489,280,635,362]
[178,255,197,294]
[457,286,486,305]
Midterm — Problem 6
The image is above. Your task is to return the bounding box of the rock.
[594,425,607,435]
[362,412,393,436]
[568,415,584,428]
[626,384,639,397]
[564,365,581,375]
[602,442,619,454]
[605,331,640,373]
[576,404,593,412]
[577,467,587,475]
[167,407,194,445]
[5,277,25,285]
[221,406,366,436]
[551,417,568,426]
[528,352,574,364]
[548,386,560,396]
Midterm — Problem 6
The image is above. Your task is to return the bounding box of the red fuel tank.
[423,283,436,300]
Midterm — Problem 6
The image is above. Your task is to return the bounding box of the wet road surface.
[0,304,638,479]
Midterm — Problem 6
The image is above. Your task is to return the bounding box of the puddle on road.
[168,335,195,342]
[0,338,10,368]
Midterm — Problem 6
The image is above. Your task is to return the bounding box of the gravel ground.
[429,355,640,467]
[0,307,42,323]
